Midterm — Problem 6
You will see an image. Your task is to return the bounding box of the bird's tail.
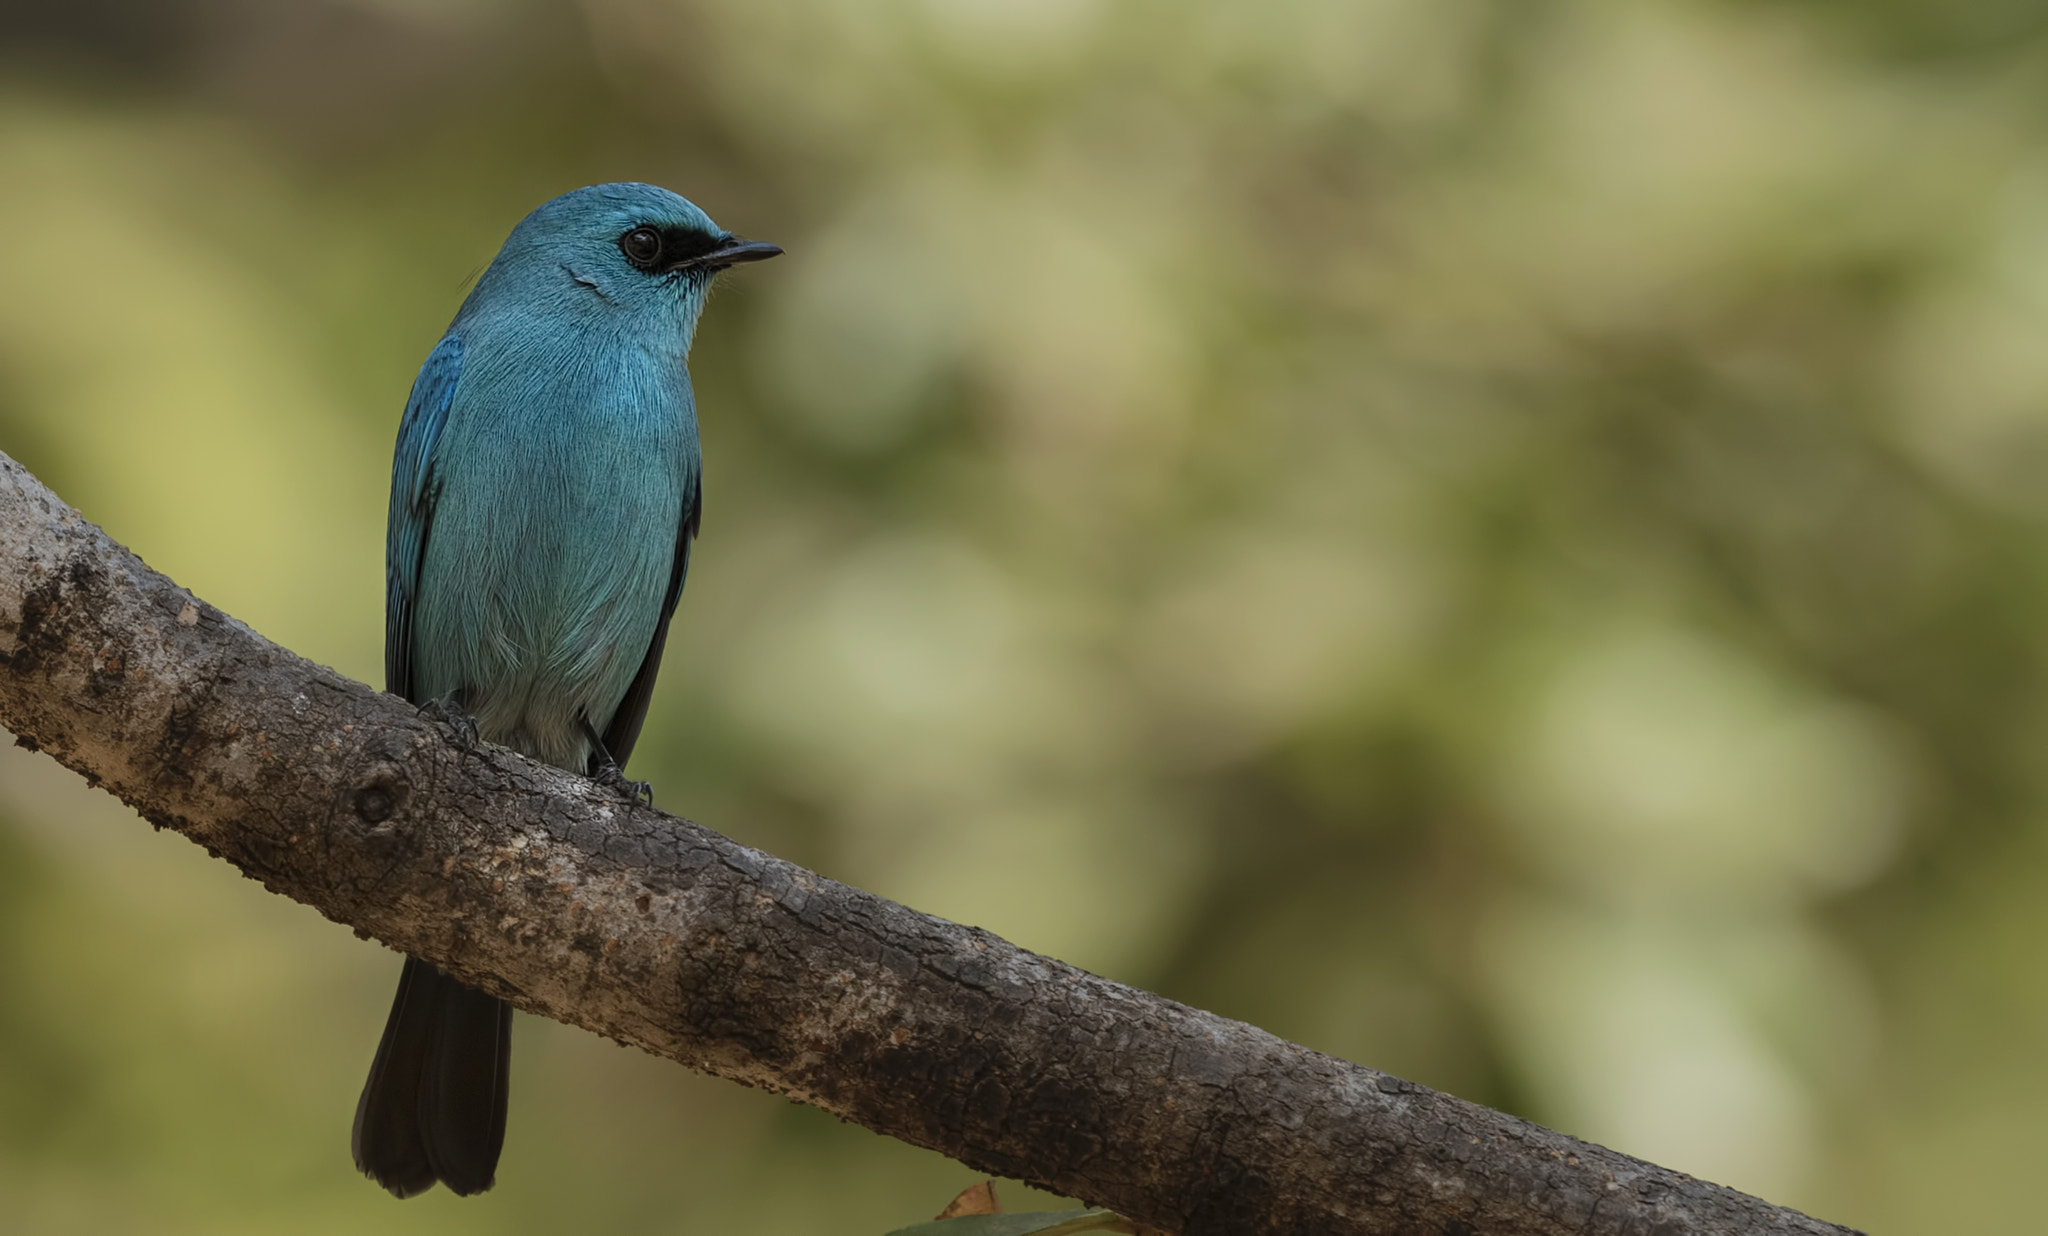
[351,957,512,1198]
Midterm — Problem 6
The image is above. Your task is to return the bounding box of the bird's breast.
[408,338,698,769]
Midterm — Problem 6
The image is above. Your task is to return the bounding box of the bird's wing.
[385,334,465,702]
[597,473,701,772]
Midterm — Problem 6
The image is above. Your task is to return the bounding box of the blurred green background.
[1,0,2046,1231]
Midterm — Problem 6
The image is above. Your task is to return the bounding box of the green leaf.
[884,1209,1136,1236]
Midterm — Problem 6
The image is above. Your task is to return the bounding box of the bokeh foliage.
[2,0,2047,1231]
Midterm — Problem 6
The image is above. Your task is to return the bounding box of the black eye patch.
[618,224,725,273]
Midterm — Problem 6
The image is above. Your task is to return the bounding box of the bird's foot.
[592,759,654,807]
[418,697,481,751]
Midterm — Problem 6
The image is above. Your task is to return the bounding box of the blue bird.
[352,183,779,1198]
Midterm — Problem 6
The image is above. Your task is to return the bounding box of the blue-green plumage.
[353,183,777,1199]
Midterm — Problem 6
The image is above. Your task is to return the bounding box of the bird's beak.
[698,238,783,270]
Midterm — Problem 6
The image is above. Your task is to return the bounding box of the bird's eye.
[620,227,664,270]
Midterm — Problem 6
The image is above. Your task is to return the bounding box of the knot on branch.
[336,732,420,839]
[352,769,409,825]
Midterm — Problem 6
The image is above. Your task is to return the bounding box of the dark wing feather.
[597,473,700,772]
[385,334,464,701]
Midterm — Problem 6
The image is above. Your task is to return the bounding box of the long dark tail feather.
[420,972,512,1195]
[352,957,512,1198]
[352,959,437,1198]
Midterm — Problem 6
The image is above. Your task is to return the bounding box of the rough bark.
[0,450,1859,1236]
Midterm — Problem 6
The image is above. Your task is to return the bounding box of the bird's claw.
[593,760,653,807]
[418,698,481,750]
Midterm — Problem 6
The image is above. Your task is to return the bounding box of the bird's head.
[466,182,780,349]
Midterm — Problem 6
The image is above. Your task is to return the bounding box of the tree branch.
[0,450,1858,1236]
